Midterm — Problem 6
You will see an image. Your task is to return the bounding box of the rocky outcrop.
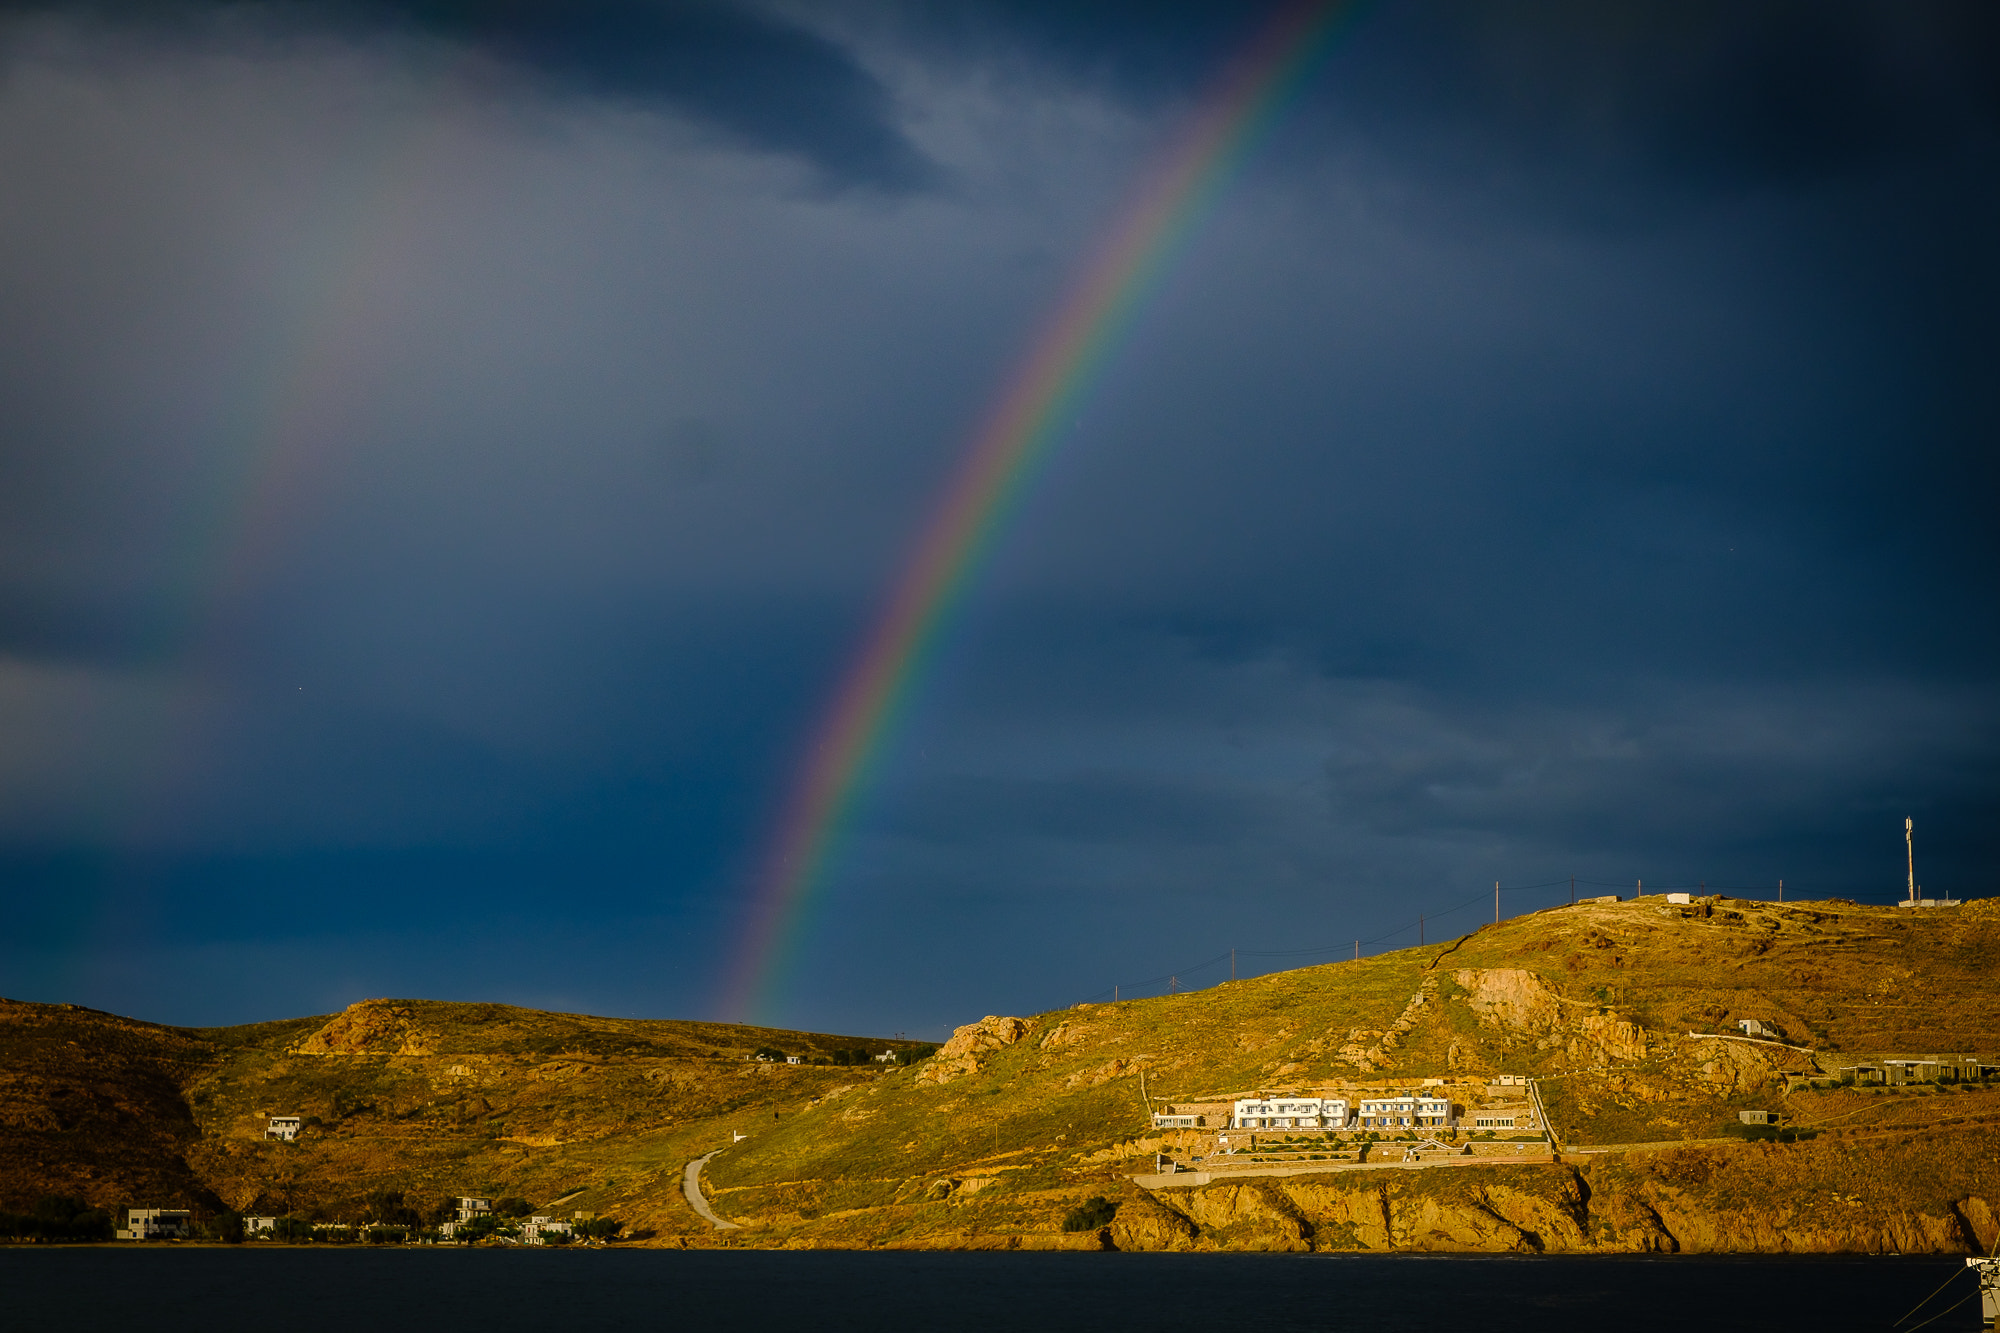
[1107,1185,1199,1251]
[1117,1163,1982,1256]
[918,1016,1033,1086]
[1453,968,1653,1065]
[291,1001,431,1056]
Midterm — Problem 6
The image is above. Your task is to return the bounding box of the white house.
[455,1197,492,1223]
[244,1215,279,1237]
[264,1115,302,1142]
[1357,1092,1453,1130]
[1736,1019,1769,1038]
[785,1055,803,1065]
[1232,1096,1350,1129]
[1152,1112,1204,1129]
[873,1050,898,1064]
[522,1214,575,1244]
[118,1208,192,1240]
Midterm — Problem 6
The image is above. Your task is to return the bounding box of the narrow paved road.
[682,1150,740,1231]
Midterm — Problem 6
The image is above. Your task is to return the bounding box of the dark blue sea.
[1,1248,1976,1331]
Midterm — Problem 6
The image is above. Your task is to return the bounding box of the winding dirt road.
[682,1149,740,1230]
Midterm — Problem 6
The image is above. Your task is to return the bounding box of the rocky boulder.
[918,1016,1032,1085]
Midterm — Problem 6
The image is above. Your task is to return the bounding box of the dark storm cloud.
[942,1,2000,189]
[0,0,933,187]
[0,1,1993,1033]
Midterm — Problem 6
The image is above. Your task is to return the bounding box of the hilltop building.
[264,1115,301,1141]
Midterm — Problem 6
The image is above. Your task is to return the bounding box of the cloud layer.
[0,0,1993,1033]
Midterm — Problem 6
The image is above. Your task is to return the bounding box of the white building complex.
[117,1208,192,1240]
[264,1115,301,1142]
[1356,1092,1454,1130]
[1232,1096,1351,1128]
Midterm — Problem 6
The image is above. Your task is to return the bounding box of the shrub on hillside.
[0,1196,115,1242]
[1061,1197,1119,1232]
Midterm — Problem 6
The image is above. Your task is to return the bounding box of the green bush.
[1061,1197,1119,1232]
[0,1196,115,1242]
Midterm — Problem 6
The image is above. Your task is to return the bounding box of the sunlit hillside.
[4,895,1997,1253]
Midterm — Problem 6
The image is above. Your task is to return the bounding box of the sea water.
[1,1248,1972,1331]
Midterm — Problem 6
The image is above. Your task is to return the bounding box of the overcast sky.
[2,0,1994,1037]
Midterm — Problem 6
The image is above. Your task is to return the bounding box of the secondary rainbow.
[724,0,1356,1023]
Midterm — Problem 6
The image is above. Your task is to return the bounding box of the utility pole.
[1906,817,1916,905]
[1494,880,1500,925]
[1778,878,1783,904]
[1113,984,1118,1003]
[1353,939,1359,962]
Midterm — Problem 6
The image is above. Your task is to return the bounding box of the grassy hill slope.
[694,895,2000,1251]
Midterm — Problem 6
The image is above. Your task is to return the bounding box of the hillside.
[694,894,2000,1251]
[0,997,928,1227]
[4,894,1998,1253]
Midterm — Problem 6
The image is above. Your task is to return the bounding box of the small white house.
[455,1197,492,1223]
[118,1208,192,1240]
[785,1055,803,1065]
[265,1115,302,1142]
[1666,893,1692,905]
[873,1050,898,1064]
[522,1215,575,1244]
[1232,1096,1350,1129]
[1736,1019,1769,1038]
[244,1215,279,1236]
[1152,1112,1204,1128]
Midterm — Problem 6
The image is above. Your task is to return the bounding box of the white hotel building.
[1357,1092,1454,1130]
[1232,1096,1351,1129]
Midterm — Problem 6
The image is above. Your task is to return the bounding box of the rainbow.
[723,0,1356,1022]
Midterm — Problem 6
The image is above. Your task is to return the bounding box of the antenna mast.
[1905,817,1916,905]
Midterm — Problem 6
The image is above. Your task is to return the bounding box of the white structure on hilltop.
[1357,1092,1453,1130]
[1232,1096,1350,1129]
[264,1115,302,1142]
[117,1208,192,1240]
